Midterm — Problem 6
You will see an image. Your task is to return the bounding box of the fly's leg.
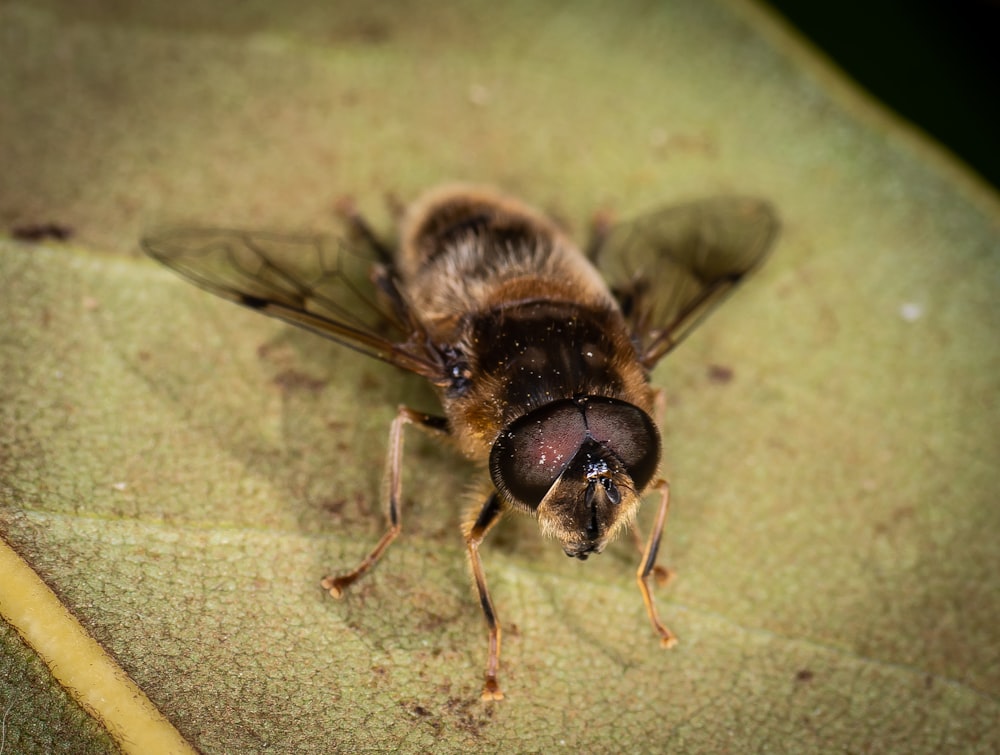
[333,199,414,327]
[635,479,678,648]
[464,492,505,701]
[584,206,615,262]
[629,520,674,587]
[652,385,667,427]
[629,386,673,586]
[334,196,394,264]
[321,406,448,597]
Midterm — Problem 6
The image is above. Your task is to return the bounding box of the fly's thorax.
[437,298,655,471]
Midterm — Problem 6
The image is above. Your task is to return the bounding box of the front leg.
[629,521,674,587]
[635,478,678,648]
[464,492,505,701]
[321,405,448,597]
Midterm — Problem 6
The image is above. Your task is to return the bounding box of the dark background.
[765,0,1000,190]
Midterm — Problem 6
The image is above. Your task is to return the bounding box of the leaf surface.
[1,0,998,751]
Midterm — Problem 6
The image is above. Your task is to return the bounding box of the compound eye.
[489,400,588,508]
[583,400,660,491]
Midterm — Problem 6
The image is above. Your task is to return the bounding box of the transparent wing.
[141,228,444,380]
[591,196,780,368]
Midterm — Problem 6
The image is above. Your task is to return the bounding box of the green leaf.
[2,0,998,751]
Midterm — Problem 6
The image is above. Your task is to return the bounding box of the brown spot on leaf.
[11,222,74,241]
[336,19,392,45]
[319,498,349,516]
[445,696,495,736]
[272,369,327,393]
[333,194,359,220]
[403,701,443,734]
[707,364,734,383]
[359,371,382,392]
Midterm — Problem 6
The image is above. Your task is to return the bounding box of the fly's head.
[489,396,660,558]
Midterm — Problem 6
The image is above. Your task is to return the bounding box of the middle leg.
[321,405,448,597]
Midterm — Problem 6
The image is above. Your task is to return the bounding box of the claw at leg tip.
[481,680,504,702]
[320,577,345,599]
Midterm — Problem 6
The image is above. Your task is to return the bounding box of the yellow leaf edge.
[0,537,197,755]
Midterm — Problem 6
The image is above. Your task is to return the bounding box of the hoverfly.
[143,184,779,700]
